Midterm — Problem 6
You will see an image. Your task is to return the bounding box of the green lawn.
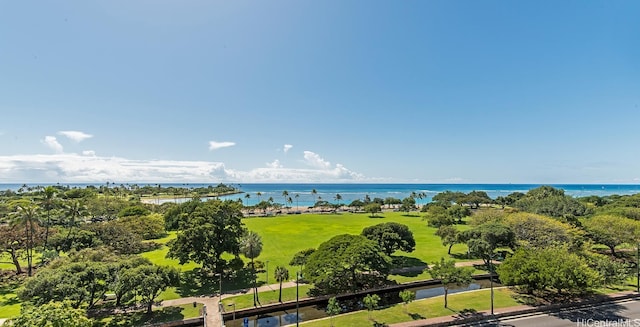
[241,211,471,284]
[222,284,314,310]
[299,288,519,327]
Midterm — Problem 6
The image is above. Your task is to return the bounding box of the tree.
[304,234,391,295]
[364,203,381,217]
[583,215,640,256]
[459,222,516,267]
[432,191,466,206]
[497,247,599,295]
[63,200,87,244]
[326,297,341,327]
[311,189,318,208]
[115,213,166,240]
[244,193,251,207]
[435,225,459,255]
[399,289,416,313]
[289,248,315,271]
[514,186,591,222]
[463,191,493,209]
[240,231,263,306]
[335,194,343,207]
[282,190,289,207]
[504,212,582,250]
[361,222,416,256]
[6,300,92,327]
[0,223,44,274]
[39,186,58,249]
[167,200,245,274]
[447,205,471,224]
[424,205,455,227]
[362,294,380,320]
[399,197,417,214]
[428,258,472,308]
[121,264,180,313]
[12,204,41,276]
[274,266,289,302]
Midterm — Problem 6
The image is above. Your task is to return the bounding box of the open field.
[298,288,518,327]
[141,211,473,290]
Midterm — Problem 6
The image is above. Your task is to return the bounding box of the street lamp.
[637,243,639,293]
[214,273,222,303]
[296,271,301,327]
[489,255,494,316]
[227,303,236,321]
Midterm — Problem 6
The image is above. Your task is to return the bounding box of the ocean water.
[3,183,640,207]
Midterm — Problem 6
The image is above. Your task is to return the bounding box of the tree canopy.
[304,234,391,295]
[167,199,245,273]
[361,222,416,256]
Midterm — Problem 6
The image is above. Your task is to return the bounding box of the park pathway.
[157,281,300,326]
[156,260,486,326]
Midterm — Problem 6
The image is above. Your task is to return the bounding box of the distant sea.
[3,183,640,207]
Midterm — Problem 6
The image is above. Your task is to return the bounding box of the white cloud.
[41,136,64,153]
[209,141,236,150]
[283,144,293,153]
[266,159,283,168]
[0,152,366,183]
[58,131,93,142]
[303,151,331,169]
[0,153,233,183]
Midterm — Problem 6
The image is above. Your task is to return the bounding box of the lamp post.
[266,260,270,285]
[489,255,494,316]
[228,303,236,321]
[637,243,639,293]
[296,271,300,327]
[214,273,222,303]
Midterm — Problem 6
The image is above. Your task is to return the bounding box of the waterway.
[223,279,501,327]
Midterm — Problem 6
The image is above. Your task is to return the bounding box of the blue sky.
[1,1,639,184]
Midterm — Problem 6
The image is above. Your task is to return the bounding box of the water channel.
[223,279,501,327]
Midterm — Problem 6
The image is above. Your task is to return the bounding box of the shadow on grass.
[401,214,421,217]
[178,268,256,297]
[372,321,389,327]
[409,312,425,320]
[368,215,385,219]
[390,256,428,277]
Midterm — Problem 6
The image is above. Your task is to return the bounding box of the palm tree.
[12,204,40,276]
[334,194,342,207]
[256,192,262,203]
[274,266,289,302]
[244,193,251,207]
[240,231,263,306]
[64,200,87,244]
[40,186,58,249]
[311,189,317,209]
[282,190,289,208]
[295,194,300,210]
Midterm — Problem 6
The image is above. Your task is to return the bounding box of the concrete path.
[157,281,303,327]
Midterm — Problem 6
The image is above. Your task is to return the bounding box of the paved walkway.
[157,281,301,326]
[389,291,639,327]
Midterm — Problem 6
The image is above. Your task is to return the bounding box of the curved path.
[157,260,487,326]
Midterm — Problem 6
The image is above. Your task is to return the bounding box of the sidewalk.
[389,291,640,327]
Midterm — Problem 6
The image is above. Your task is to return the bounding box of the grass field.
[241,211,471,282]
[141,211,472,290]
[221,284,314,309]
[299,288,519,327]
